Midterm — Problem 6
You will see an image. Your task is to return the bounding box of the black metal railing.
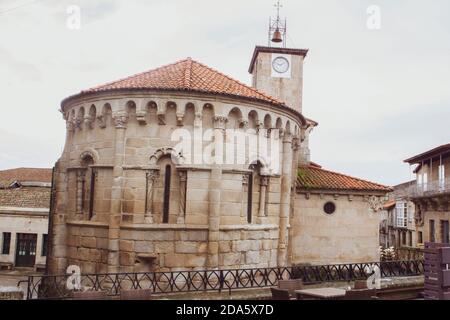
[19,260,424,300]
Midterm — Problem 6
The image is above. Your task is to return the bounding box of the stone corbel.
[157,111,165,125]
[97,114,107,128]
[136,110,147,125]
[84,115,94,129]
[74,118,82,130]
[176,113,185,126]
[66,120,75,132]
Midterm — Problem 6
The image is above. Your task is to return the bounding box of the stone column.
[76,170,86,215]
[144,169,159,224]
[48,114,78,274]
[177,171,187,224]
[277,132,293,267]
[108,112,128,273]
[207,116,226,268]
[257,176,269,224]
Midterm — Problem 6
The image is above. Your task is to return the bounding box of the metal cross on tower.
[268,1,287,47]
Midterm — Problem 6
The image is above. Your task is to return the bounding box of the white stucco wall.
[0,208,49,267]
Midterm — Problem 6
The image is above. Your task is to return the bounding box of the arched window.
[247,161,263,224]
[163,164,171,224]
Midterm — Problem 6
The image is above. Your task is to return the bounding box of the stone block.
[154,241,175,253]
[81,237,96,249]
[135,241,154,253]
[221,252,241,266]
[119,251,135,266]
[119,240,134,252]
[233,240,251,252]
[175,241,200,254]
[185,255,207,268]
[245,251,260,264]
[178,231,208,241]
[219,241,231,253]
[164,253,185,268]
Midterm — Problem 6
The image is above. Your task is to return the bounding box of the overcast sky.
[0,0,449,186]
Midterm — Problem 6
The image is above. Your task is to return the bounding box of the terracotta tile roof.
[383,200,396,210]
[297,165,392,192]
[0,168,52,187]
[0,187,50,209]
[66,58,285,107]
[404,143,450,163]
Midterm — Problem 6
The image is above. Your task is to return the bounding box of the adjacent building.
[0,168,52,270]
[404,143,450,245]
[380,181,416,249]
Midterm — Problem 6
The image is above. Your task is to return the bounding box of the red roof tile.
[297,165,392,192]
[0,168,52,186]
[383,200,396,210]
[0,187,50,209]
[64,58,285,107]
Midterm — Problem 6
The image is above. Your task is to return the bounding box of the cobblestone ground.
[0,269,43,299]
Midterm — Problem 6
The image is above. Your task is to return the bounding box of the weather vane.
[268,0,287,47]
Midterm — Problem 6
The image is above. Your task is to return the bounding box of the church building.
[47,10,391,274]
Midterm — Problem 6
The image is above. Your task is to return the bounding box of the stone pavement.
[0,269,43,298]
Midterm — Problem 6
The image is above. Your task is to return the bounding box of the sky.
[0,0,449,186]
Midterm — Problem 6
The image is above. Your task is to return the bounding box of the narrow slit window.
[163,165,171,224]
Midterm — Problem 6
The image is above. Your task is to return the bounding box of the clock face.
[272,56,290,74]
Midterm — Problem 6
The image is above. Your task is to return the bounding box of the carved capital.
[146,169,160,181]
[213,116,228,129]
[283,132,293,143]
[260,176,269,187]
[84,116,94,129]
[74,118,82,130]
[242,174,249,185]
[239,119,248,129]
[96,115,107,128]
[76,169,86,182]
[292,137,301,151]
[178,171,187,182]
[66,120,75,132]
[113,113,128,129]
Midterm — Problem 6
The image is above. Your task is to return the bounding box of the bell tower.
[249,1,308,114]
